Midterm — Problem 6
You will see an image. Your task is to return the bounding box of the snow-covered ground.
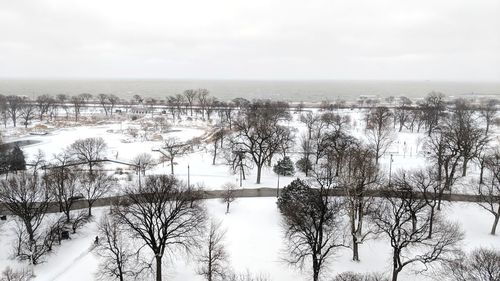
[1,108,499,280]
[0,198,497,281]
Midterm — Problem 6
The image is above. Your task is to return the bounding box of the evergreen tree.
[9,145,26,172]
[273,156,295,176]
[296,157,312,175]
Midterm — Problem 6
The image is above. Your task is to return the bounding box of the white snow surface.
[1,109,499,280]
[0,199,498,281]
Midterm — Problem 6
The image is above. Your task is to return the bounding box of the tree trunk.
[226,202,230,214]
[462,159,468,176]
[491,212,499,235]
[155,255,162,281]
[170,159,174,175]
[88,204,93,217]
[256,165,262,184]
[392,250,400,281]
[212,142,217,165]
[118,264,124,281]
[392,270,399,281]
[312,260,319,281]
[352,238,359,261]
[479,161,485,184]
[428,206,435,238]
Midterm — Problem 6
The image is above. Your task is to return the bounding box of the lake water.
[1,79,499,102]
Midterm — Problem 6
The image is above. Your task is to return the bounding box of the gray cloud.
[0,0,499,80]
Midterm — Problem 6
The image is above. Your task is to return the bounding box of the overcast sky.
[0,0,499,81]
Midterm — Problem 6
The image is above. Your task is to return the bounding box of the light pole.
[276,173,280,198]
[152,148,170,175]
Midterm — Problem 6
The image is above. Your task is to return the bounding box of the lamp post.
[152,148,170,175]
[276,173,280,198]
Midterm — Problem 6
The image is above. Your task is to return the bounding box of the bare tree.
[0,172,50,242]
[0,95,8,127]
[161,137,189,175]
[370,185,463,281]
[420,92,446,136]
[81,171,115,217]
[425,128,462,210]
[114,175,206,281]
[300,112,319,140]
[45,165,81,223]
[366,107,395,165]
[443,247,500,281]
[71,94,86,122]
[132,153,155,175]
[479,99,498,135]
[36,94,55,121]
[230,101,293,183]
[476,150,500,235]
[450,100,488,176]
[409,169,440,238]
[98,94,111,116]
[197,220,228,281]
[339,145,379,261]
[394,96,412,132]
[95,213,138,281]
[197,88,210,119]
[19,102,37,128]
[277,178,345,281]
[1,266,31,281]
[6,95,24,127]
[221,182,236,214]
[184,89,197,116]
[70,210,91,234]
[211,130,225,165]
[56,94,70,119]
[108,95,119,116]
[68,137,108,174]
[332,272,387,281]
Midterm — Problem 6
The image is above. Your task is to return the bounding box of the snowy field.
[0,198,498,281]
[1,108,499,280]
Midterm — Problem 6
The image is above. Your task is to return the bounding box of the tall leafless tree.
[221,182,236,214]
[339,145,379,261]
[0,172,50,242]
[6,95,24,127]
[19,102,37,128]
[366,106,395,165]
[370,185,463,281]
[45,164,81,223]
[161,137,189,175]
[450,100,488,176]
[81,171,115,217]
[184,89,197,116]
[420,92,446,136]
[95,213,139,281]
[71,94,86,122]
[68,137,108,174]
[476,150,500,235]
[479,99,498,136]
[197,220,228,281]
[442,247,500,281]
[132,153,155,175]
[114,175,206,281]
[230,101,293,184]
